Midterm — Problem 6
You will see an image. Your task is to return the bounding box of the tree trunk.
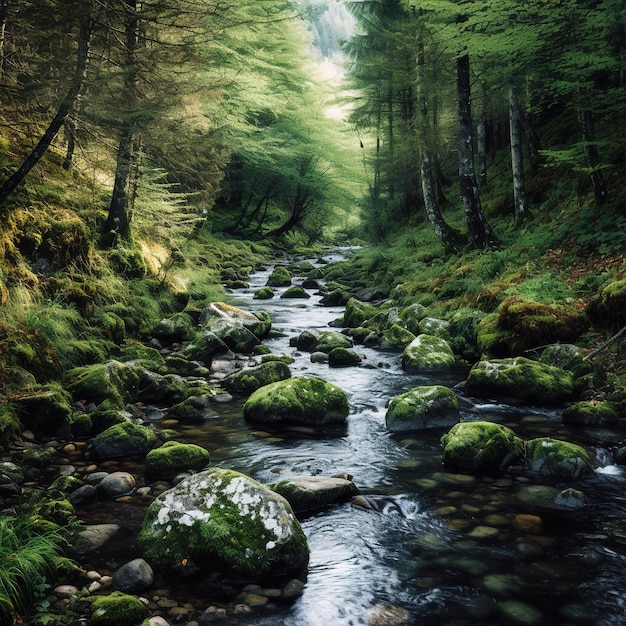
[0,0,92,207]
[0,0,8,75]
[476,119,487,188]
[579,108,607,205]
[509,81,529,222]
[456,53,498,249]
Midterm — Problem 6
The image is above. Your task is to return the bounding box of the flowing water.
[84,250,626,625]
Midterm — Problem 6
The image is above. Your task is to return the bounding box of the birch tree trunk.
[509,81,529,222]
[456,53,498,249]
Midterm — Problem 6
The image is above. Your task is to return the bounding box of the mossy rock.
[145,441,210,480]
[448,308,486,362]
[136,370,189,404]
[398,303,427,335]
[87,421,157,460]
[66,361,141,407]
[254,287,275,300]
[137,468,309,580]
[380,324,416,349]
[261,354,295,365]
[562,401,619,426]
[0,406,21,448]
[222,361,292,394]
[465,357,575,404]
[150,312,197,343]
[344,327,372,344]
[115,342,165,370]
[206,320,260,354]
[328,347,361,367]
[417,317,451,339]
[22,445,55,468]
[11,382,73,439]
[272,476,359,514]
[319,288,350,306]
[90,309,126,344]
[344,298,378,329]
[90,591,149,626]
[164,355,210,378]
[314,331,353,354]
[183,331,229,363]
[166,394,216,423]
[281,286,311,299]
[441,421,524,471]
[386,386,460,432]
[587,278,626,329]
[69,411,93,437]
[266,266,292,287]
[526,438,593,478]
[200,302,272,340]
[401,334,455,371]
[243,377,350,426]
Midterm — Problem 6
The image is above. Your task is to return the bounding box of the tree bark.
[509,81,529,222]
[0,0,92,207]
[456,53,498,249]
[579,108,607,205]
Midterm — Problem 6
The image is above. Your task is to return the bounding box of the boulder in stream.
[266,266,292,287]
[86,421,157,460]
[200,302,272,341]
[401,334,455,371]
[243,377,349,426]
[271,476,359,514]
[137,468,309,580]
[145,441,210,480]
[386,385,460,432]
[222,361,292,394]
[66,360,141,408]
[525,437,593,478]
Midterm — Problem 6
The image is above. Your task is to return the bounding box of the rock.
[562,401,618,426]
[315,331,353,354]
[266,266,292,287]
[319,288,351,306]
[354,287,387,302]
[499,599,544,625]
[145,441,210,480]
[10,383,73,439]
[253,287,275,300]
[344,298,378,328]
[440,421,524,471]
[243,377,350,426]
[54,585,79,599]
[526,438,593,478]
[98,472,136,498]
[112,558,154,592]
[164,356,210,378]
[150,312,196,343]
[401,334,455,371]
[328,347,361,367]
[167,394,218,423]
[310,351,329,364]
[418,317,450,339]
[0,461,24,486]
[89,591,149,626]
[70,484,98,505]
[385,386,460,432]
[222,361,292,394]
[87,421,157,460]
[73,523,121,555]
[271,476,359,513]
[554,488,586,509]
[366,604,410,625]
[398,303,427,335]
[464,357,575,404]
[66,361,141,407]
[280,286,311,299]
[137,370,188,404]
[183,331,229,363]
[380,324,416,349]
[205,319,260,354]
[137,468,309,580]
[587,278,626,328]
[200,302,272,340]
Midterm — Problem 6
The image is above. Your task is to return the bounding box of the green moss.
[315,331,353,354]
[90,591,149,626]
[150,312,196,343]
[526,437,593,477]
[588,278,626,329]
[401,334,455,370]
[145,441,210,480]
[343,298,378,328]
[88,421,157,460]
[281,286,311,299]
[11,382,73,438]
[253,287,275,300]
[380,324,416,349]
[386,385,459,432]
[261,354,295,365]
[562,401,619,426]
[0,405,21,448]
[398,303,427,335]
[266,266,292,287]
[65,361,141,407]
[328,347,361,367]
[223,361,292,394]
[115,341,165,370]
[243,377,349,425]
[440,421,524,470]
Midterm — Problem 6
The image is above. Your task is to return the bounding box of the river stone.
[344,298,378,328]
[112,558,154,592]
[98,471,136,497]
[137,370,188,404]
[328,347,361,367]
[554,488,586,509]
[145,441,210,480]
[73,523,121,555]
[281,286,311,299]
[266,266,292,287]
[254,287,275,300]
[10,383,73,439]
[562,400,619,426]
[365,604,410,625]
[66,360,141,407]
[418,317,451,339]
[464,357,574,404]
[222,361,292,394]
[526,437,593,478]
[206,319,260,354]
[310,351,329,364]
[86,421,157,460]
[380,324,416,349]
[271,476,359,513]
[385,385,459,432]
[243,377,350,426]
[401,334,455,371]
[151,312,196,343]
[499,599,544,625]
[167,394,218,423]
[200,302,272,340]
[399,303,427,335]
[137,468,309,580]
[90,591,149,626]
[183,331,229,363]
[440,421,524,470]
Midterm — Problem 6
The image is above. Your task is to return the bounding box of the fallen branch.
[583,324,626,361]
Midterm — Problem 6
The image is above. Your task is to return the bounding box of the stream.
[83,250,626,625]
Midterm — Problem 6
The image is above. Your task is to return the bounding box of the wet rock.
[164,356,210,378]
[499,599,544,625]
[183,331,229,364]
[281,286,310,299]
[254,286,275,300]
[11,383,73,439]
[70,484,98,505]
[281,578,305,599]
[167,394,218,423]
[440,422,524,471]
[150,312,196,343]
[562,401,618,426]
[53,584,79,599]
[266,266,292,287]
[112,558,154,592]
[401,334,455,371]
[66,361,142,408]
[145,441,210,480]
[222,361,292,394]
[271,476,359,513]
[380,324,416,350]
[328,347,361,367]
[89,590,149,626]
[310,351,329,364]
[200,302,272,341]
[398,303,427,335]
[355,287,387,303]
[137,468,309,581]
[199,606,228,623]
[554,487,586,509]
[366,604,410,625]
[98,471,136,498]
[344,298,378,328]
[526,437,593,478]
[319,288,350,306]
[385,385,459,432]
[243,377,349,426]
[417,317,450,339]
[137,370,188,404]
[512,514,542,533]
[73,523,121,555]
[86,422,157,460]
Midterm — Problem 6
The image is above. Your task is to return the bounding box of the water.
[86,250,626,625]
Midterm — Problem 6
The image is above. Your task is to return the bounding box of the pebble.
[512,514,542,533]
[446,519,470,530]
[240,594,267,607]
[167,606,189,617]
[467,525,499,540]
[86,570,102,580]
[365,604,410,625]
[483,514,508,526]
[499,599,544,625]
[62,443,76,454]
[157,598,179,608]
[88,581,102,593]
[201,606,227,621]
[53,585,79,599]
[282,579,305,598]
[435,506,457,516]
[146,618,170,626]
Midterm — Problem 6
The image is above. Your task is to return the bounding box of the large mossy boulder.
[440,421,524,470]
[136,370,188,404]
[399,303,427,335]
[150,312,196,344]
[401,334,455,371]
[183,331,229,364]
[266,266,292,287]
[222,361,292,394]
[464,357,575,404]
[281,286,310,299]
[380,324,416,349]
[587,278,626,328]
[200,302,272,341]
[526,438,593,478]
[562,401,619,426]
[294,330,352,354]
[328,347,361,367]
[87,421,157,460]
[272,476,359,514]
[385,385,460,432]
[243,377,349,426]
[145,441,210,480]
[343,298,378,329]
[90,591,149,626]
[66,361,141,407]
[205,319,260,354]
[11,382,73,439]
[137,468,309,580]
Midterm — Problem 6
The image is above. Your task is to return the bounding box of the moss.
[344,327,372,344]
[243,377,349,425]
[114,342,165,370]
[386,385,459,432]
[145,441,210,480]
[328,347,361,367]
[401,334,455,370]
[448,308,485,362]
[87,421,157,460]
[223,361,292,394]
[526,437,593,478]
[315,331,353,354]
[150,312,196,343]
[272,477,359,514]
[465,357,575,404]
[398,303,428,335]
[11,382,73,438]
[562,401,619,426]
[266,266,292,287]
[22,445,54,468]
[587,278,626,329]
[344,298,378,328]
[37,497,76,526]
[65,361,141,407]
[281,286,311,299]
[48,475,84,497]
[90,591,149,626]
[440,421,524,470]
[380,324,416,349]
[261,354,295,365]
[0,405,21,448]
[253,287,275,300]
